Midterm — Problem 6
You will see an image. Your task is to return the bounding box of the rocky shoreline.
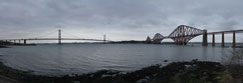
[1,60,240,83]
[0,45,8,48]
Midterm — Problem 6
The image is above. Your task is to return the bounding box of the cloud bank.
[0,0,243,41]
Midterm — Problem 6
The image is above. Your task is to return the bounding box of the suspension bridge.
[146,25,243,47]
[0,29,110,45]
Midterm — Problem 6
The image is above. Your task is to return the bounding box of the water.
[0,44,233,76]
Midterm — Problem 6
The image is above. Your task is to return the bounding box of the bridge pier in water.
[103,35,106,43]
[221,32,224,47]
[24,40,27,45]
[202,30,208,46]
[13,40,16,45]
[232,32,236,47]
[176,42,187,45]
[0,40,2,45]
[212,33,215,47]
[58,29,61,45]
[210,32,237,47]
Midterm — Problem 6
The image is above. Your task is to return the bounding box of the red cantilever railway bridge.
[146,25,243,47]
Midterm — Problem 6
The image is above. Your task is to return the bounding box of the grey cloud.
[0,0,243,41]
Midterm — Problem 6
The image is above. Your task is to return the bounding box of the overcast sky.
[0,0,243,42]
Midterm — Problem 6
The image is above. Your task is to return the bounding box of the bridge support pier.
[14,40,16,45]
[202,30,208,46]
[212,33,215,47]
[103,35,106,43]
[222,32,225,47]
[5,40,8,44]
[176,42,187,45]
[24,40,26,45]
[19,40,21,45]
[58,29,61,45]
[9,40,11,44]
[232,32,236,47]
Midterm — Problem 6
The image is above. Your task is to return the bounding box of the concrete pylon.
[202,30,208,46]
[58,29,61,45]
[24,40,26,45]
[212,33,215,47]
[14,40,16,45]
[222,32,225,47]
[103,35,106,43]
[232,32,236,47]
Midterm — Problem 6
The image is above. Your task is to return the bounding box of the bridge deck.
[207,29,243,35]
[0,38,111,41]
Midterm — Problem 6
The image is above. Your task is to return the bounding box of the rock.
[72,81,80,83]
[163,60,168,62]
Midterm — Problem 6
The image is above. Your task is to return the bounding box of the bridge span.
[1,25,242,47]
[0,29,109,45]
[147,25,243,47]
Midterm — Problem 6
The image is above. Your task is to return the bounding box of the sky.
[0,0,243,42]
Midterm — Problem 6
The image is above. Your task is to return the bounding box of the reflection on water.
[0,44,233,76]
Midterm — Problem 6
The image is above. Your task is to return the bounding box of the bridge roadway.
[0,38,108,41]
[207,29,243,34]
[162,29,243,39]
[0,29,111,45]
[206,29,243,47]
[0,38,111,45]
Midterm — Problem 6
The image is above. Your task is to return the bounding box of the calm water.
[0,44,233,76]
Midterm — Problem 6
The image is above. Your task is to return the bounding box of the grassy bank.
[1,60,241,83]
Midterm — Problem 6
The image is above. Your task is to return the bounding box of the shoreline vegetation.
[0,60,242,83]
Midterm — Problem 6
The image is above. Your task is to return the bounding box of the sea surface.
[0,44,235,76]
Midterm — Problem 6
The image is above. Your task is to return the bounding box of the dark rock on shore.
[0,45,8,48]
[0,61,229,83]
[152,61,225,83]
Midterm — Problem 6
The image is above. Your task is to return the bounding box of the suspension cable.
[62,31,84,39]
[32,29,58,38]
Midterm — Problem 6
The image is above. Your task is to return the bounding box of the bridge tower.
[58,29,61,45]
[103,35,106,43]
